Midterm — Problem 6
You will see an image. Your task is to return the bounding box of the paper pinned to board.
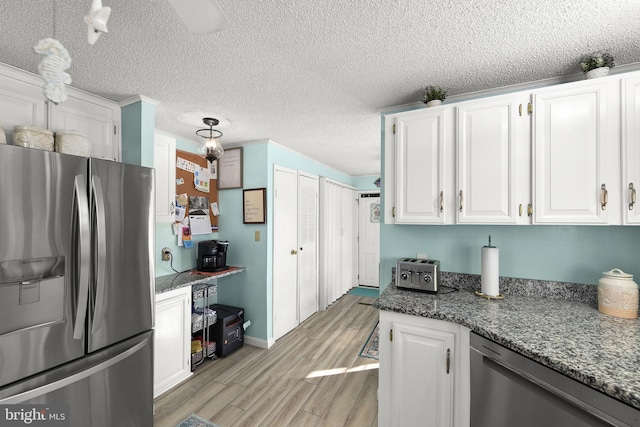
[194,165,210,193]
[189,214,212,235]
[176,157,196,173]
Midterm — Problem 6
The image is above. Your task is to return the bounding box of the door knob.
[291,249,298,255]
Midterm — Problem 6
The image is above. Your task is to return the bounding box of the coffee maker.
[197,240,229,272]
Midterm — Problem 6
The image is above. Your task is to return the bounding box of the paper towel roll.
[481,246,499,296]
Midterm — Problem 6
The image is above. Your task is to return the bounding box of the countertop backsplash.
[390,267,598,305]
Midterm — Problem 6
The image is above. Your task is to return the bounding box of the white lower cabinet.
[154,287,192,398]
[379,310,470,427]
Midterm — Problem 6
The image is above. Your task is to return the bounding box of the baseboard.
[244,335,275,349]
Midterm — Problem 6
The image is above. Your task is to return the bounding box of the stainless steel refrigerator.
[0,144,155,426]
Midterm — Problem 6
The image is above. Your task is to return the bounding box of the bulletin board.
[175,150,219,232]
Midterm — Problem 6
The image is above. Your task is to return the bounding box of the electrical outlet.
[161,247,171,261]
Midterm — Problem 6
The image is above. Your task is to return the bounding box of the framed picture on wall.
[243,188,266,224]
[218,147,243,189]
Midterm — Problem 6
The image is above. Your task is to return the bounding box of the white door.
[358,193,380,288]
[273,166,299,340]
[298,172,319,323]
[623,72,640,224]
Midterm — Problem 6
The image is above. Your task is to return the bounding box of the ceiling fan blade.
[167,0,230,34]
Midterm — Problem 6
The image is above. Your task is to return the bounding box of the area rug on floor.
[359,321,379,360]
[176,413,220,427]
[348,287,379,298]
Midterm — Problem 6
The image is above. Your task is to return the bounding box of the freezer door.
[0,331,153,427]
[87,159,155,352]
[0,145,86,388]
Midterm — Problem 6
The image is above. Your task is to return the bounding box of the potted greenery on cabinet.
[423,85,447,107]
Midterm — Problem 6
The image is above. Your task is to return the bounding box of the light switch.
[255,230,260,241]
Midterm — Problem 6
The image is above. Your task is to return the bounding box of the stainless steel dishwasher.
[470,332,640,427]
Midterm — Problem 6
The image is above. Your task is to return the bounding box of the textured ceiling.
[1,0,639,176]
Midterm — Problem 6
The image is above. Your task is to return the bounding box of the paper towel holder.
[477,235,505,300]
[475,290,505,300]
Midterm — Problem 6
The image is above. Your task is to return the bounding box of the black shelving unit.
[191,283,217,370]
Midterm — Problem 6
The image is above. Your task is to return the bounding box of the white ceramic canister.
[12,125,54,150]
[597,268,639,319]
[55,130,91,157]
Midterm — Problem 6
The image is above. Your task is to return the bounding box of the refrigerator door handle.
[73,175,91,340]
[0,337,149,404]
[91,175,107,334]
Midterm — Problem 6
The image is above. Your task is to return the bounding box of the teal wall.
[352,175,381,192]
[379,113,640,290]
[216,141,358,343]
[121,100,155,167]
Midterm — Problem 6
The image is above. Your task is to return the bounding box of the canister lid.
[56,129,88,138]
[602,268,633,279]
[13,125,53,135]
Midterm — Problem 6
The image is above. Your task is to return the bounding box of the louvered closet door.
[298,172,319,323]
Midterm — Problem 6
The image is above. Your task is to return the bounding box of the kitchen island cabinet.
[378,310,469,427]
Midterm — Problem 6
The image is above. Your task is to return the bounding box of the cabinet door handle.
[459,190,464,212]
[519,204,522,217]
[440,191,444,213]
[630,183,637,210]
[601,184,608,210]
[170,201,175,215]
[446,348,451,374]
[528,203,533,217]
[290,249,298,255]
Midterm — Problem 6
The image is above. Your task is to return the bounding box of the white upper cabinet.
[0,66,46,143]
[622,71,640,225]
[532,77,620,225]
[0,62,121,161]
[456,93,531,224]
[154,132,176,223]
[394,107,455,224]
[49,93,121,161]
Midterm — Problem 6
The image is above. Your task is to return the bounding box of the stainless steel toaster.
[396,258,441,292]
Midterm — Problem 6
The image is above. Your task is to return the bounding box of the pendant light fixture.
[196,117,224,162]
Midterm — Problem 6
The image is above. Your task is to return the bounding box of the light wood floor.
[154,294,379,427]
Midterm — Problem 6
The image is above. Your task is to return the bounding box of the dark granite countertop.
[374,273,640,411]
[155,266,246,294]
